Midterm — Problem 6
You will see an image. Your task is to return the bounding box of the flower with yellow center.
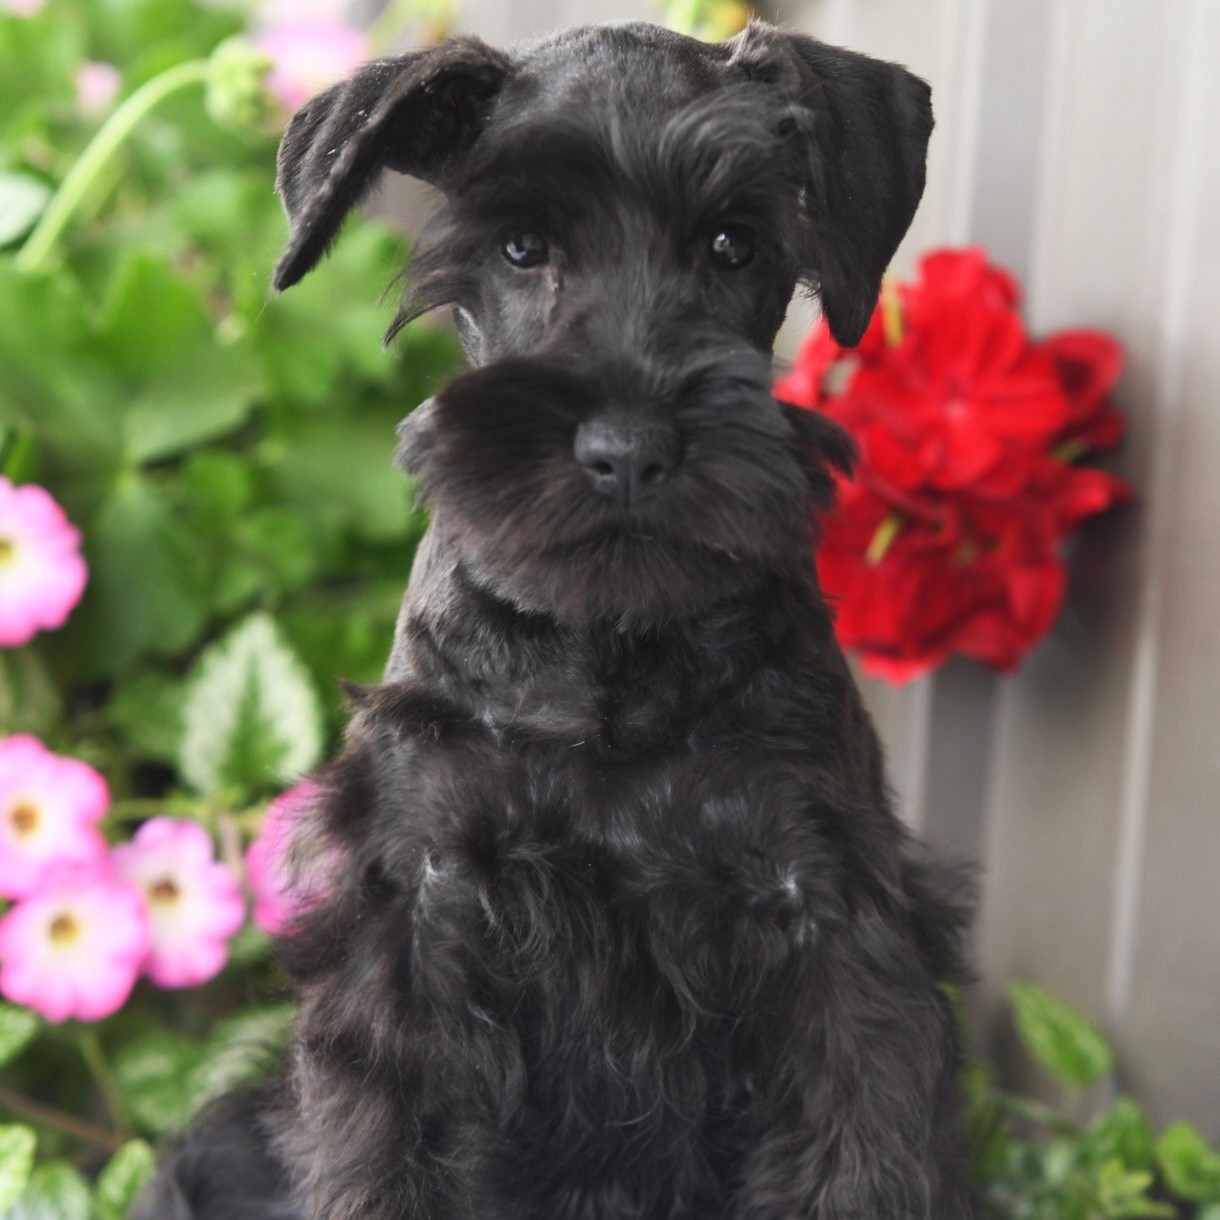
[0,735,108,900]
[0,863,149,1023]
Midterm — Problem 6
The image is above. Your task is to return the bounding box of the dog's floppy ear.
[728,22,933,347]
[273,36,512,291]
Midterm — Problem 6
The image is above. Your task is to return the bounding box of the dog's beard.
[397,354,847,626]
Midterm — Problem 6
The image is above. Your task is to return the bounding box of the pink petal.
[112,818,245,989]
[256,21,370,112]
[0,865,149,1023]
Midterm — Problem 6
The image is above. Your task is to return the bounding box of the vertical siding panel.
[974,0,1193,1107]
[1117,0,1220,1127]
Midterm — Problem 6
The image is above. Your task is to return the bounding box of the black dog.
[137,19,973,1220]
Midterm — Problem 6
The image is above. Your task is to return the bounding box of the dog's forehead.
[503,22,737,121]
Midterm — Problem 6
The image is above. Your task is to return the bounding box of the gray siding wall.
[442,0,1220,1126]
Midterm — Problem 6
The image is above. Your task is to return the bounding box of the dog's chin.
[451,523,791,627]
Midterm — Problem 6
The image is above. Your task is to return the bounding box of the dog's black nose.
[574,413,679,507]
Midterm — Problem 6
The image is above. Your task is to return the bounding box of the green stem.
[76,1029,129,1141]
[0,1084,121,1153]
[16,58,210,274]
[987,1088,1079,1137]
[106,797,205,823]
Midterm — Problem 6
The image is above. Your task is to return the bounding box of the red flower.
[1043,329,1126,454]
[774,325,844,412]
[783,247,1131,681]
[844,254,1068,492]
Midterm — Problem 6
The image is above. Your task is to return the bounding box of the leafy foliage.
[0,1127,36,1212]
[179,613,322,801]
[1008,981,1114,1088]
[969,985,1220,1220]
[93,1141,156,1220]
[0,0,457,1208]
[0,1009,38,1072]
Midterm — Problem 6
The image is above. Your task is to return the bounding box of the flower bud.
[205,37,275,132]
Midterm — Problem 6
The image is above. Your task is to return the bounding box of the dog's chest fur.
[282,555,910,1211]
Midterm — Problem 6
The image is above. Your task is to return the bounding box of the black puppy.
[137,19,973,1220]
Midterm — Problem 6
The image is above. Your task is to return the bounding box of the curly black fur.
[136,19,973,1220]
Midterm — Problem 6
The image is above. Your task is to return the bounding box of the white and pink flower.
[0,479,88,648]
[0,735,108,901]
[112,818,245,989]
[255,19,369,112]
[0,863,149,1023]
[74,61,122,119]
[246,781,331,934]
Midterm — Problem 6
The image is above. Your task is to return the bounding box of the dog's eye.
[708,225,755,270]
[502,231,549,269]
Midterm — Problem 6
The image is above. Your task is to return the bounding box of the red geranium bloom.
[846,258,1068,492]
[782,247,1131,681]
[774,325,844,412]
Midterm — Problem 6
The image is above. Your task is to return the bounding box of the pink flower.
[74,61,122,119]
[0,735,108,901]
[1,0,45,15]
[0,863,149,1023]
[0,479,88,648]
[246,781,331,934]
[112,819,245,989]
[255,20,369,112]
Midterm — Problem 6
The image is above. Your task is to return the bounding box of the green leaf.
[187,1004,295,1113]
[0,19,82,144]
[179,612,322,799]
[1008,982,1114,1087]
[97,252,262,465]
[253,225,410,405]
[0,651,61,740]
[113,1031,204,1137]
[0,269,119,469]
[1093,1157,1177,1218]
[179,449,252,523]
[260,406,418,543]
[224,923,271,969]
[231,507,319,596]
[0,1126,36,1212]
[0,1005,38,1071]
[0,1161,90,1220]
[95,1139,156,1220]
[1085,1097,1155,1172]
[55,476,207,679]
[1157,1122,1220,1203]
[104,668,185,767]
[0,174,50,247]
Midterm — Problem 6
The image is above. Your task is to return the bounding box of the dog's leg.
[130,1088,302,1220]
[735,931,971,1220]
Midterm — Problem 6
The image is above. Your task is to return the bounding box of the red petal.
[1044,329,1124,420]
